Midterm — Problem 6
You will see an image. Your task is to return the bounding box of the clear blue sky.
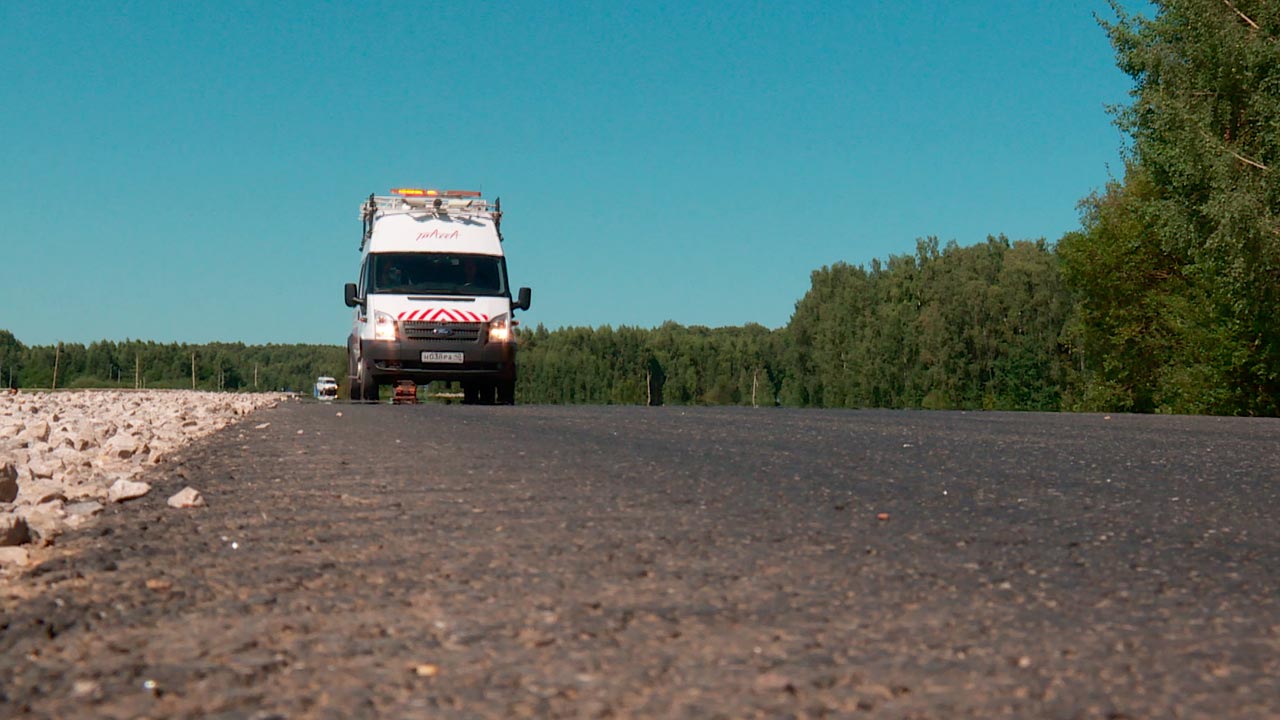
[1,1,1148,346]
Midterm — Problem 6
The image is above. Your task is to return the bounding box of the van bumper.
[360,338,516,383]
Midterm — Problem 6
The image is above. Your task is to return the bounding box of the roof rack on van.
[359,188,503,250]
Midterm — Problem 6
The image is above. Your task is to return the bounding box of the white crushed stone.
[107,478,151,503]
[0,546,30,566]
[0,390,285,554]
[166,486,205,509]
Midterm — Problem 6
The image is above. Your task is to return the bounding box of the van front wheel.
[347,352,362,401]
[352,357,379,402]
[463,382,496,405]
[497,380,515,405]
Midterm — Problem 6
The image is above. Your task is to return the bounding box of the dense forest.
[2,2,1275,415]
[515,235,1069,409]
[0,331,344,395]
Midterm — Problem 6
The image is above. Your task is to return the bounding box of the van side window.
[358,258,370,298]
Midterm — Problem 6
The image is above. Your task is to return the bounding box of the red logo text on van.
[417,230,461,241]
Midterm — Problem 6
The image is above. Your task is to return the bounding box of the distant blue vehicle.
[313,376,338,400]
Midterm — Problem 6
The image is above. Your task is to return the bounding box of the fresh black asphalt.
[2,403,1278,718]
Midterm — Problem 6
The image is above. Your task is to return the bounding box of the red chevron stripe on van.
[397,309,490,323]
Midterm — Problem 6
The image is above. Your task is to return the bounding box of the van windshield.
[368,253,507,296]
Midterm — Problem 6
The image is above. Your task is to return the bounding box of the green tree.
[0,330,24,388]
[1065,1,1280,413]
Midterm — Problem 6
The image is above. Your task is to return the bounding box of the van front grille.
[402,321,483,342]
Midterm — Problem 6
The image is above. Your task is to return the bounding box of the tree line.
[3,3,1274,414]
[505,235,1070,409]
[0,331,344,394]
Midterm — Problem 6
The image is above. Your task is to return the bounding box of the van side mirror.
[344,283,361,308]
[515,287,532,312]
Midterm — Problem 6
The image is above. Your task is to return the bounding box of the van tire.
[347,353,362,401]
[497,380,515,405]
[352,356,379,402]
[463,382,497,405]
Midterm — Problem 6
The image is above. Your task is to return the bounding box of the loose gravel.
[0,390,284,570]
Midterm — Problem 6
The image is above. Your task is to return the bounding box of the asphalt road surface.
[3,403,1278,719]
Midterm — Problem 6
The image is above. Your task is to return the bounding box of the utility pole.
[254,363,259,390]
[52,343,61,390]
[191,352,196,390]
[135,352,140,390]
[751,368,759,408]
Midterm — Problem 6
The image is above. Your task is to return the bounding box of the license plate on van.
[422,351,464,364]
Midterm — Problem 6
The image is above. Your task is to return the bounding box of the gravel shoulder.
[2,402,1278,719]
[1,390,285,570]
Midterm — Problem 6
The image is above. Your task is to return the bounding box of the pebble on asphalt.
[145,578,173,592]
[167,486,205,509]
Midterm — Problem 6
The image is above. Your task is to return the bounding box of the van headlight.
[374,311,398,340]
[488,315,511,343]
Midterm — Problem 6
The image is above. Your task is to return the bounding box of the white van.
[313,376,338,400]
[344,188,531,404]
